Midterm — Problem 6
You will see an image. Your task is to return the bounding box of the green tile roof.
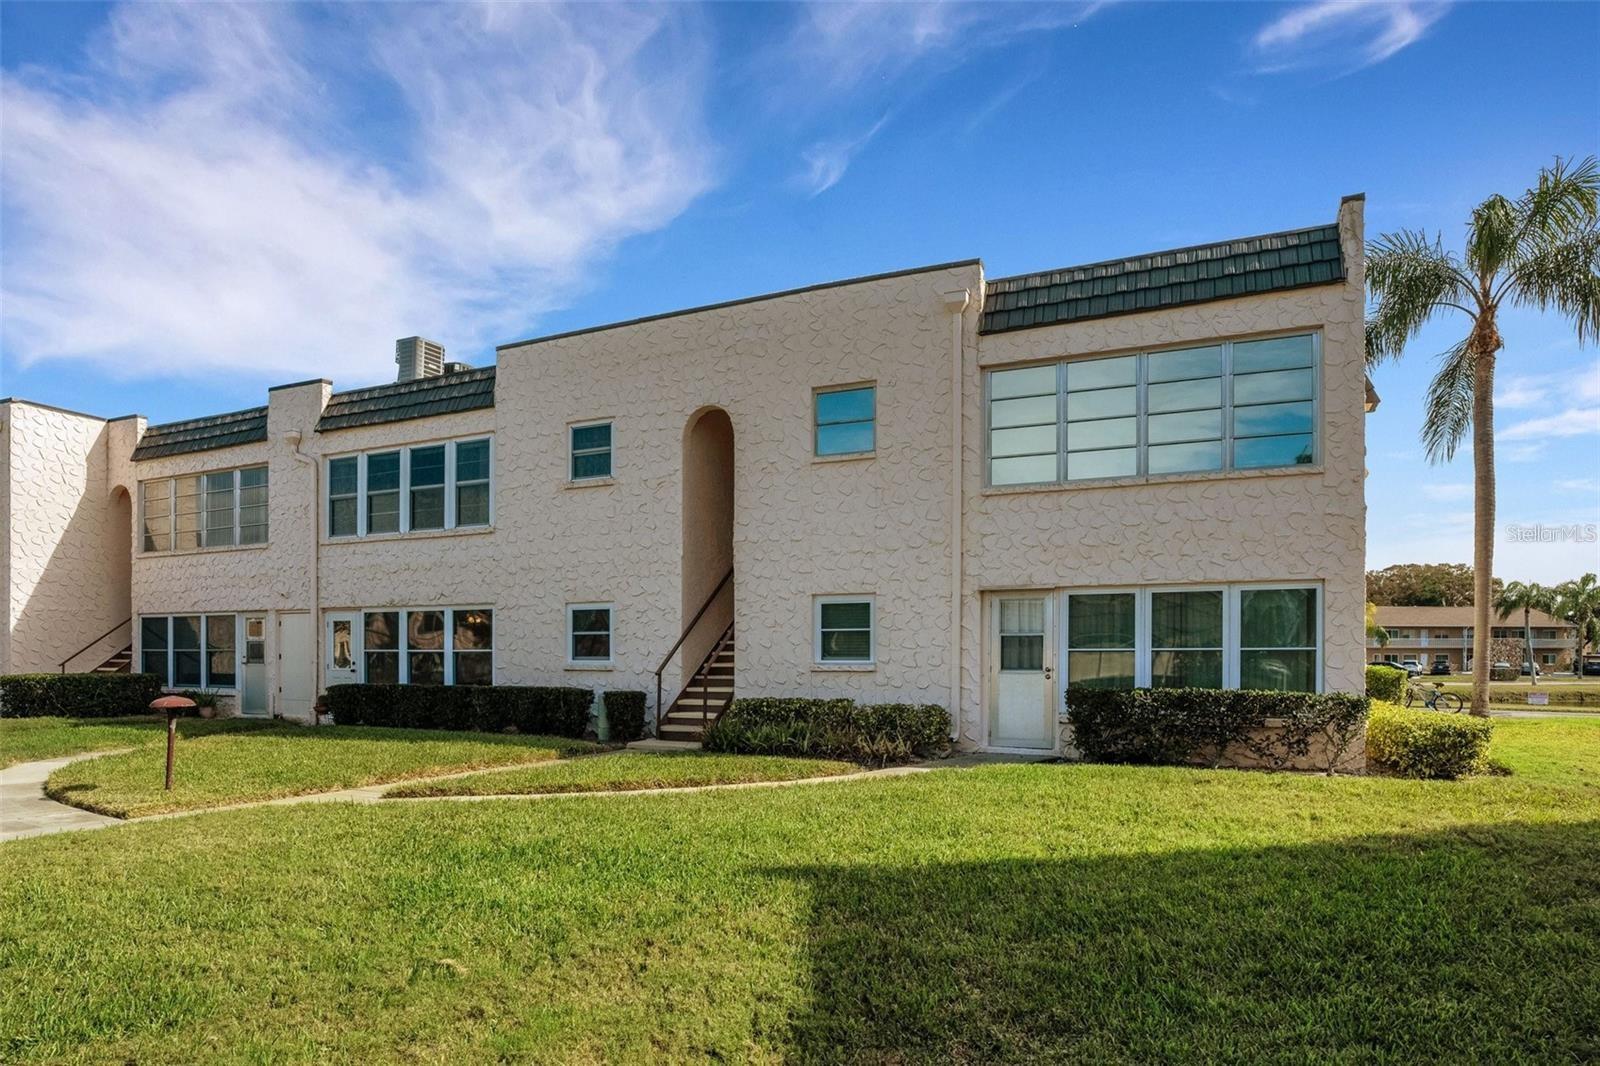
[131,407,268,461]
[981,222,1346,334]
[316,366,495,432]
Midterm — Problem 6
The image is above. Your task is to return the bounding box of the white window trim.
[354,606,495,685]
[137,613,243,692]
[566,602,614,666]
[814,594,876,665]
[1059,582,1322,692]
[325,436,493,539]
[568,420,614,483]
[814,382,877,458]
[139,466,268,553]
[984,329,1322,489]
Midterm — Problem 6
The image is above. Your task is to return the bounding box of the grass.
[42,725,600,817]
[386,751,863,798]
[1,717,1596,1062]
[0,715,276,769]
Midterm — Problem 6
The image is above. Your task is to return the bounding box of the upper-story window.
[326,437,491,538]
[986,332,1318,487]
[815,384,876,457]
[140,466,267,552]
[570,422,612,481]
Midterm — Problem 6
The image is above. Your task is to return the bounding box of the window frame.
[325,437,493,539]
[137,614,242,691]
[352,606,495,685]
[814,594,876,666]
[814,383,877,458]
[984,330,1321,489]
[568,420,614,482]
[566,602,615,666]
[138,466,268,553]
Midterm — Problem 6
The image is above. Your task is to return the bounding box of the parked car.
[1520,661,1541,677]
[1429,660,1452,676]
[1583,656,1600,677]
[1398,659,1424,676]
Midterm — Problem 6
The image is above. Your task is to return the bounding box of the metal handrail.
[59,617,132,673]
[655,567,733,728]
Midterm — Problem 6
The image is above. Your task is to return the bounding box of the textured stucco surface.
[2,402,131,674]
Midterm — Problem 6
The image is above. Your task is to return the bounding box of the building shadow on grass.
[772,820,1600,1063]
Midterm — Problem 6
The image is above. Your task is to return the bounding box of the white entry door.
[988,593,1057,749]
[278,612,314,722]
[241,616,269,717]
[325,612,361,689]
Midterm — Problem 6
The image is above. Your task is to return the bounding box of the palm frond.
[1506,228,1600,343]
[1420,340,1475,463]
[1513,154,1600,260]
[1364,230,1473,368]
[1467,194,1518,280]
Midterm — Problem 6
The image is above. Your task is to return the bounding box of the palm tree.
[1365,156,1600,715]
[1555,573,1600,673]
[1493,581,1556,684]
[1365,602,1390,647]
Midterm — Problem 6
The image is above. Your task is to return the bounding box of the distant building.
[1370,605,1577,672]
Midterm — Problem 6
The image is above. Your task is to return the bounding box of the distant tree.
[1366,155,1600,715]
[1555,573,1600,670]
[1365,563,1489,607]
[1494,581,1557,686]
[1365,602,1390,647]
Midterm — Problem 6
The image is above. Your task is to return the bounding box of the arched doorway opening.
[677,407,735,699]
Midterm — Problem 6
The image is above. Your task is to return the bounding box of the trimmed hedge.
[324,684,591,738]
[603,690,647,743]
[0,673,165,719]
[703,697,950,765]
[1365,664,1407,703]
[1066,687,1369,774]
[1366,701,1493,780]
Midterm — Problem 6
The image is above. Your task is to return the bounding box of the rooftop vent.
[395,337,445,383]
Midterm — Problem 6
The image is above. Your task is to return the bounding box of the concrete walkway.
[0,752,127,841]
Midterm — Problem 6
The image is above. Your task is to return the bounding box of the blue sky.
[2,1,1596,581]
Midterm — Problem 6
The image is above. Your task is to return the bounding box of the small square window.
[815,596,874,663]
[571,423,613,480]
[568,604,613,663]
[815,385,875,457]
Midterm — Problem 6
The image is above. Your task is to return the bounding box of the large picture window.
[326,437,492,538]
[139,614,239,689]
[140,466,267,552]
[358,607,492,685]
[1062,585,1321,693]
[987,332,1319,486]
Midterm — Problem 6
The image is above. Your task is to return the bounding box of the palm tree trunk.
[1524,606,1537,685]
[1470,348,1497,717]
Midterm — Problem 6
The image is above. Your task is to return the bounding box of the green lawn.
[0,715,276,769]
[2,718,1597,1063]
[386,751,862,798]
[43,725,600,817]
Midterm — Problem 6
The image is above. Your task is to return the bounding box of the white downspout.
[284,431,319,723]
[942,288,971,743]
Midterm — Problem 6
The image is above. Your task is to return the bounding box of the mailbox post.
[149,695,196,790]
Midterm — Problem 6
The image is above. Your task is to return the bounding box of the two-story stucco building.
[1370,605,1578,674]
[3,195,1370,753]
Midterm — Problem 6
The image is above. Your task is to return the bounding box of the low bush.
[1365,665,1408,703]
[1490,664,1520,682]
[703,697,949,765]
[1066,687,1370,774]
[1365,701,1493,780]
[0,673,164,719]
[324,684,591,738]
[603,690,647,743]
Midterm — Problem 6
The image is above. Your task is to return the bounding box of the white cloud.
[798,115,890,196]
[1500,408,1600,441]
[1496,363,1600,411]
[1555,478,1600,494]
[1252,1,1450,74]
[1421,482,1473,502]
[0,2,714,383]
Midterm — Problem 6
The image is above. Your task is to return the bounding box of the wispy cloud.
[1251,1,1450,75]
[798,115,890,196]
[0,3,714,383]
[1421,482,1473,502]
[1554,477,1600,494]
[1500,408,1600,441]
[1495,362,1600,410]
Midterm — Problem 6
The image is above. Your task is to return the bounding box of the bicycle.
[1405,682,1465,713]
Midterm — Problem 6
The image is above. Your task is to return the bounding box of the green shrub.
[703,697,949,765]
[603,690,647,743]
[0,673,164,718]
[1490,663,1520,682]
[1365,701,1493,780]
[1066,687,1370,773]
[324,684,592,738]
[1365,665,1408,703]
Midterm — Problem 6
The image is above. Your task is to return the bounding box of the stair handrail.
[655,567,733,730]
[59,617,133,674]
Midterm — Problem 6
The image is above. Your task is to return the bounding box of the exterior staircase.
[657,625,734,743]
[93,645,134,673]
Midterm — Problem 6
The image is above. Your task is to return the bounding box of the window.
[140,466,266,551]
[407,609,446,684]
[815,596,874,664]
[1541,653,1557,666]
[568,604,613,664]
[815,385,876,457]
[570,422,612,480]
[1061,585,1321,694]
[986,332,1319,486]
[364,611,400,683]
[454,609,494,684]
[139,614,239,688]
[354,608,491,684]
[327,437,492,538]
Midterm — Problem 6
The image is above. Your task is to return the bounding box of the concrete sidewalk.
[0,753,127,841]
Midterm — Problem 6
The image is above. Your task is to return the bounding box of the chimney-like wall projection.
[395,337,445,383]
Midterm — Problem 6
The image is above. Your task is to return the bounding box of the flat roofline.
[268,377,333,392]
[0,397,109,422]
[496,258,982,351]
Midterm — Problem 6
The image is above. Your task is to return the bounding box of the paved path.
[1491,708,1600,719]
[0,752,128,841]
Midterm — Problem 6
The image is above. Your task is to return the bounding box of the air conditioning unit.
[395,337,445,382]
